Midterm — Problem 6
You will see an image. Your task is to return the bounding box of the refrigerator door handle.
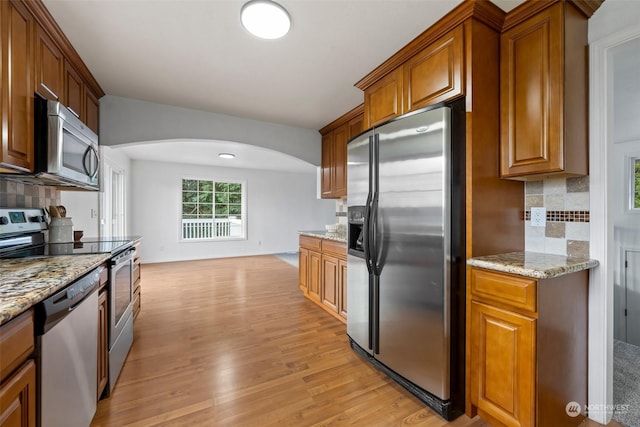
[363,193,373,274]
[370,195,380,276]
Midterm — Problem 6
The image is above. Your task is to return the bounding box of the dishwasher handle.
[35,266,103,335]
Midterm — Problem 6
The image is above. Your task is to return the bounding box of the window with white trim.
[181,179,246,240]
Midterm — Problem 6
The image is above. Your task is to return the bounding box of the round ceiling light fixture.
[241,0,291,40]
[219,153,236,159]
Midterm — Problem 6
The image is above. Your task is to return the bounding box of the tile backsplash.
[335,199,347,227]
[524,176,590,257]
[0,177,60,209]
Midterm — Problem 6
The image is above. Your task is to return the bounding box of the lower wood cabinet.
[133,242,142,319]
[467,266,588,427]
[97,289,108,400]
[0,310,36,427]
[299,235,347,322]
[0,360,36,427]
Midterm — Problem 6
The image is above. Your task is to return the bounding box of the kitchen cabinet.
[467,266,588,427]
[0,0,35,173]
[363,67,403,129]
[0,310,36,427]
[500,1,588,180]
[64,60,84,120]
[85,89,100,134]
[34,25,63,101]
[403,25,464,112]
[298,235,347,322]
[321,123,347,199]
[97,266,108,400]
[133,242,142,319]
[300,235,322,303]
[319,104,363,199]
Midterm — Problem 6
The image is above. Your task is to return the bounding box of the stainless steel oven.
[108,245,136,393]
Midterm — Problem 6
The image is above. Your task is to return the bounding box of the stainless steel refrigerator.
[346,103,465,420]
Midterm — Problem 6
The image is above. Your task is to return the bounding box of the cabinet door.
[85,89,99,134]
[34,25,63,101]
[64,60,84,120]
[500,4,563,178]
[348,114,363,140]
[333,123,348,198]
[321,133,333,198]
[338,259,347,319]
[298,248,309,292]
[1,0,35,172]
[364,67,403,129]
[403,25,464,112]
[470,301,535,427]
[308,251,322,302]
[321,254,339,313]
[97,290,108,400]
[0,360,36,427]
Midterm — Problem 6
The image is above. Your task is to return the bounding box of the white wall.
[59,146,133,237]
[130,159,335,263]
[100,95,322,166]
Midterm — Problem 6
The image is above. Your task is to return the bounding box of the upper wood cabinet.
[500,1,588,180]
[64,60,84,120]
[0,0,35,173]
[320,104,363,199]
[403,25,464,112]
[34,25,63,101]
[363,67,403,129]
[1,0,104,175]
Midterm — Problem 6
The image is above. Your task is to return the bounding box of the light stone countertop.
[0,254,111,326]
[467,251,599,279]
[299,230,347,244]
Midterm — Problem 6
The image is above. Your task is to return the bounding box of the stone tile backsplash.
[524,177,590,257]
[335,199,347,227]
[0,177,60,209]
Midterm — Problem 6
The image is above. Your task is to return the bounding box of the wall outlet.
[531,207,546,227]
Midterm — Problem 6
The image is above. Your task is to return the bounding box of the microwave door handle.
[89,146,99,178]
[82,146,99,179]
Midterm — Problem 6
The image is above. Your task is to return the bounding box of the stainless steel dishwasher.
[35,266,103,427]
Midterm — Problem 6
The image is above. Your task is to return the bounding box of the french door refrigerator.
[346,102,465,420]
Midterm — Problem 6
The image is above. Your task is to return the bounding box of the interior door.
[625,250,640,346]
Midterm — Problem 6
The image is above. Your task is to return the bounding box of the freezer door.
[346,254,372,354]
[373,107,451,399]
[347,132,371,209]
[346,132,373,353]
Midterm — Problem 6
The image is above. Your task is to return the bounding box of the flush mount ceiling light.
[241,0,291,40]
[219,153,236,159]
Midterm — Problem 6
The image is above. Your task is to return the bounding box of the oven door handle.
[110,248,135,267]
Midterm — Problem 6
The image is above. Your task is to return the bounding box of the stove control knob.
[0,216,8,225]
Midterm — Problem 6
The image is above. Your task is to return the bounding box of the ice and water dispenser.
[348,206,365,257]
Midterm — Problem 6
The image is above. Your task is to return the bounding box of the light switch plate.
[531,207,546,227]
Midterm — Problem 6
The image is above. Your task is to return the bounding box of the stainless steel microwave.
[34,98,100,191]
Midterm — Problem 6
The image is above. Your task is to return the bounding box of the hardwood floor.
[91,255,623,427]
[91,255,490,426]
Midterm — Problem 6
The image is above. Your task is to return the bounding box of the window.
[181,179,245,240]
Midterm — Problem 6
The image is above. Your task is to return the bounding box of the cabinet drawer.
[470,269,537,313]
[133,288,141,318]
[0,310,35,380]
[133,264,141,284]
[322,240,346,259]
[300,235,322,251]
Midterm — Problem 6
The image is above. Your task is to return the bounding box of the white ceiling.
[43,0,524,171]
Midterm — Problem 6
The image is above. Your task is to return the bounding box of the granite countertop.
[299,230,347,243]
[0,254,111,326]
[467,251,599,279]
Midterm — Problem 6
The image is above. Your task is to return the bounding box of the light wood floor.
[91,256,618,427]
